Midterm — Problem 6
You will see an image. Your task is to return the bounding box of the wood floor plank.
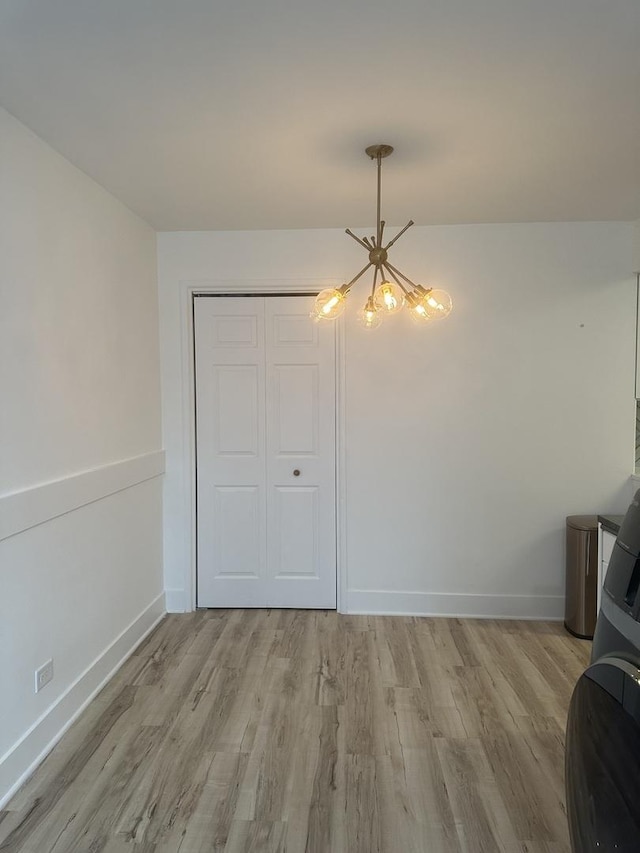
[313,627,346,707]
[344,753,382,853]
[223,819,287,853]
[53,723,170,853]
[157,751,250,853]
[435,737,511,853]
[344,629,374,756]
[0,685,138,853]
[115,665,244,845]
[0,611,590,853]
[299,706,337,853]
[481,730,569,847]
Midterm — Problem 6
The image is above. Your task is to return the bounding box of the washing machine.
[565,490,640,850]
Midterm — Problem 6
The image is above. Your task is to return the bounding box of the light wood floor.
[0,610,590,853]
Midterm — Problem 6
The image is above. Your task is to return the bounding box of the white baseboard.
[346,589,565,620]
[0,592,166,808]
[165,588,187,612]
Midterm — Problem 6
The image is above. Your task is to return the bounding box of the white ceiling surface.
[1,0,639,231]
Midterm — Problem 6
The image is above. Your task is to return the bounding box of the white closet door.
[195,297,267,607]
[264,297,336,607]
[195,295,336,608]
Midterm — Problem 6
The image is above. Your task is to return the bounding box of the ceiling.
[1,0,639,231]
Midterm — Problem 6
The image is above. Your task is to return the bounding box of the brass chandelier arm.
[345,228,371,251]
[384,220,415,252]
[343,261,374,292]
[384,259,430,294]
[370,265,379,299]
[382,263,411,295]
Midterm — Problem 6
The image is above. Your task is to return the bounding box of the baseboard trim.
[0,450,165,542]
[165,588,187,613]
[0,592,166,808]
[346,589,565,620]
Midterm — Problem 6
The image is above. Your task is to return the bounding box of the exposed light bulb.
[406,291,431,322]
[312,287,347,321]
[422,289,453,320]
[357,297,382,329]
[412,303,430,322]
[374,281,404,315]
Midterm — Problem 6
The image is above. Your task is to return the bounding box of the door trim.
[176,279,347,613]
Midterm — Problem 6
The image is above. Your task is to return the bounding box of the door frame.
[177,279,347,612]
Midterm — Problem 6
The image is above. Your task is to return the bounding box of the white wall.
[0,107,164,805]
[158,222,635,618]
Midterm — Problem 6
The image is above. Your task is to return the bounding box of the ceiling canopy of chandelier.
[311,144,452,329]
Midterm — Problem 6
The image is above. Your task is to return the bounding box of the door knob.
[293,469,301,477]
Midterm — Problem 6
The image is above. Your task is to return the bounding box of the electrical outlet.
[35,659,53,693]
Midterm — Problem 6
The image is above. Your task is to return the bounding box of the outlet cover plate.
[35,659,53,693]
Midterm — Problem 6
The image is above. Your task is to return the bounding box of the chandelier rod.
[345,228,370,251]
[376,153,382,248]
[385,219,414,251]
[343,261,374,292]
[384,259,427,293]
[370,265,379,299]
[382,263,411,295]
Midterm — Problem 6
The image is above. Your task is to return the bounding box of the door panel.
[272,486,319,577]
[195,294,336,608]
[272,313,317,346]
[213,365,260,455]
[272,364,318,454]
[211,486,261,578]
[210,313,258,347]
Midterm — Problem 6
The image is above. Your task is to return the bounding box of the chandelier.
[311,144,452,329]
